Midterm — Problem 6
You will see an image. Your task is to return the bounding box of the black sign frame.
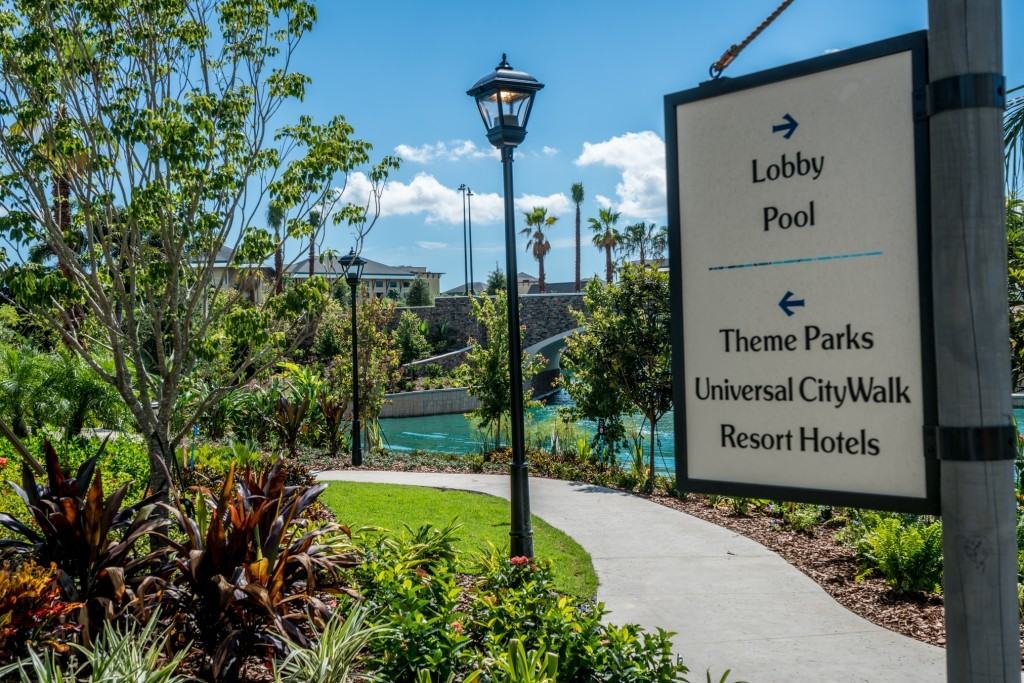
[664,31,939,515]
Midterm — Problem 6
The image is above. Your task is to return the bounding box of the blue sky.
[282,1,1023,291]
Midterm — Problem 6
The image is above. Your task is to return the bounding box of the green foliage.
[857,517,943,594]
[562,265,672,490]
[0,0,397,495]
[406,278,434,307]
[396,310,432,364]
[485,265,507,295]
[0,612,194,683]
[273,605,389,683]
[780,502,824,532]
[488,639,559,683]
[1008,198,1024,388]
[464,294,543,449]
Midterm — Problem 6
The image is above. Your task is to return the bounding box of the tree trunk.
[145,430,175,498]
[575,205,581,291]
[274,229,284,294]
[647,415,657,492]
[605,245,613,283]
[308,238,315,278]
[539,256,545,293]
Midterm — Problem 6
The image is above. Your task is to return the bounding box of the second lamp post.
[340,248,366,466]
[467,54,544,558]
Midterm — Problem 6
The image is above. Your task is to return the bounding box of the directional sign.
[665,32,938,513]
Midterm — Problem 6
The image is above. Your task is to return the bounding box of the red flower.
[510,556,530,566]
[0,457,8,468]
[451,620,464,634]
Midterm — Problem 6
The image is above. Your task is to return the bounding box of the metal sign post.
[927,0,1017,679]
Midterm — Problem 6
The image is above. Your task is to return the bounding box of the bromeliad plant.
[159,460,360,682]
[0,440,167,636]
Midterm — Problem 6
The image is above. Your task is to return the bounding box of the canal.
[379,390,677,474]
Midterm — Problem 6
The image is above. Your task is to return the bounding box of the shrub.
[160,461,358,681]
[396,311,431,364]
[273,605,388,683]
[857,517,943,594]
[0,612,193,683]
[0,560,80,657]
[0,440,167,635]
[780,503,823,532]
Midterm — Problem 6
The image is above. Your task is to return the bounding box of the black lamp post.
[466,187,475,294]
[339,248,366,466]
[458,183,469,294]
[467,54,544,558]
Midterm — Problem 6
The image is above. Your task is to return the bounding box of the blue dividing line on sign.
[708,250,884,272]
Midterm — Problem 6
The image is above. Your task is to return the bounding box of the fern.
[858,518,943,594]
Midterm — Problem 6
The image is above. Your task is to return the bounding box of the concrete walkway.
[318,470,946,682]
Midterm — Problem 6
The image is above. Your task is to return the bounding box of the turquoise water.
[381,404,1024,476]
[379,391,677,474]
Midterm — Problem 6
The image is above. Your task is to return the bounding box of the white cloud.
[394,139,499,163]
[514,193,571,217]
[575,131,666,220]
[416,240,447,250]
[595,194,613,209]
[336,172,565,225]
[541,145,559,157]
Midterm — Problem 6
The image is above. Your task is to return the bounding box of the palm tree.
[622,222,668,267]
[1006,84,1024,191]
[521,207,557,293]
[268,203,285,293]
[571,182,584,291]
[307,209,321,278]
[588,207,621,283]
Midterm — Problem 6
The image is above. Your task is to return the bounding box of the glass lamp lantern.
[467,54,544,148]
[339,248,366,286]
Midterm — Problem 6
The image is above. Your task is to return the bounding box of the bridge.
[399,293,586,396]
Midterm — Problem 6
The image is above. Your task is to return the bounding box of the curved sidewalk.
[318,470,945,682]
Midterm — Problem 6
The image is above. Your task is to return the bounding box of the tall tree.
[621,222,667,267]
[588,208,622,284]
[485,264,507,295]
[464,294,543,449]
[562,264,673,490]
[0,0,398,495]
[405,277,433,307]
[268,203,285,294]
[307,209,321,279]
[571,182,584,292]
[521,207,557,293]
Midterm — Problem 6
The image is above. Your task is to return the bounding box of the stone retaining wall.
[381,387,479,418]
[396,293,585,348]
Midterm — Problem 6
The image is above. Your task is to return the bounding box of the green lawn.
[321,481,598,598]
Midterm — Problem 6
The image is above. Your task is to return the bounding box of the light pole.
[467,187,475,294]
[467,54,544,558]
[339,248,366,466]
[458,183,469,294]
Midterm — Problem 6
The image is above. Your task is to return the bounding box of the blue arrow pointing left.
[779,290,805,317]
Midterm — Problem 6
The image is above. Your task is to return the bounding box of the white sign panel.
[665,32,937,512]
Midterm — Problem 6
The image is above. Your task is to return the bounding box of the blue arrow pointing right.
[772,113,798,139]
